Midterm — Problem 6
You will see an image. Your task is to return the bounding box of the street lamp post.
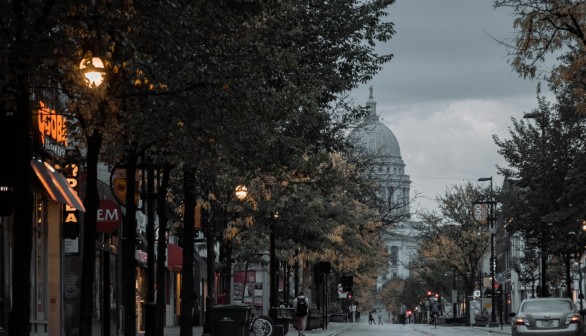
[452,268,457,320]
[269,212,279,322]
[79,50,109,336]
[478,177,497,325]
[523,112,550,299]
[294,248,300,298]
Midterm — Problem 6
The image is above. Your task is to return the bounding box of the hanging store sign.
[472,203,488,225]
[97,200,121,233]
[61,162,80,253]
[35,101,67,157]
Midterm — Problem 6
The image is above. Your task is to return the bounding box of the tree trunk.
[566,254,572,299]
[145,159,156,336]
[180,166,195,336]
[541,253,548,297]
[155,163,172,336]
[9,48,33,336]
[123,150,138,336]
[79,129,103,336]
[225,243,233,302]
[203,205,216,335]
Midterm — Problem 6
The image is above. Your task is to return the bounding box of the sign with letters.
[472,203,488,225]
[97,200,121,233]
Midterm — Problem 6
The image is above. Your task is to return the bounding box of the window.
[390,246,398,267]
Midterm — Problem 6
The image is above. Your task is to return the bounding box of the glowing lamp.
[80,56,106,87]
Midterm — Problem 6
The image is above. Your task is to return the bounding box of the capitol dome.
[351,117,402,159]
[349,87,404,164]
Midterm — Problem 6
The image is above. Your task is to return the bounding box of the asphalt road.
[329,322,512,336]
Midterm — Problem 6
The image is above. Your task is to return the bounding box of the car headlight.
[514,317,530,326]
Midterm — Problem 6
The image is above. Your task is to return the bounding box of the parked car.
[509,298,584,336]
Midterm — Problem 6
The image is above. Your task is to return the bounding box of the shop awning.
[31,159,85,212]
[167,243,183,272]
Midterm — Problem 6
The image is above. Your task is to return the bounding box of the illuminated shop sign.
[61,163,80,242]
[36,101,67,157]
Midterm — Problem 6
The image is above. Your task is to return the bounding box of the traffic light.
[341,275,353,292]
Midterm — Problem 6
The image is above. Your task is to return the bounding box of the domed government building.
[349,87,419,293]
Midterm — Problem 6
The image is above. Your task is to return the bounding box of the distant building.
[349,87,419,291]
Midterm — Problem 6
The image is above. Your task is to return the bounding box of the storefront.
[30,99,86,335]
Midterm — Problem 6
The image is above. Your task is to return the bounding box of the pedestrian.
[431,299,441,324]
[377,311,383,325]
[368,311,374,324]
[294,292,310,336]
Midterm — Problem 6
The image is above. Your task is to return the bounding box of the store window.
[31,195,48,322]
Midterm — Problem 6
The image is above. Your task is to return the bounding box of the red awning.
[167,244,182,272]
[31,159,85,212]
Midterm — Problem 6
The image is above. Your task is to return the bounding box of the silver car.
[510,298,584,336]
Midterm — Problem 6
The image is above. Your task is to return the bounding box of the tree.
[2,0,398,335]
[414,183,491,321]
[381,276,425,317]
[495,87,586,297]
[494,0,586,112]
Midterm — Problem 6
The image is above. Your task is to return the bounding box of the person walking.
[368,311,374,325]
[377,311,383,325]
[294,292,310,336]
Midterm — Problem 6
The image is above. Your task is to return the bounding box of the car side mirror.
[508,312,516,318]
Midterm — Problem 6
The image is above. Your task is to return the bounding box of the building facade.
[349,87,419,292]
[0,93,196,335]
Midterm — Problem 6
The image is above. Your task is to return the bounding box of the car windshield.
[521,300,573,313]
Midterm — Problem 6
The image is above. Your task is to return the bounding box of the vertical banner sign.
[472,203,488,225]
[62,163,80,253]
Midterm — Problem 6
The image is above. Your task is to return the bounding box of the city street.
[307,322,512,336]
[141,321,513,336]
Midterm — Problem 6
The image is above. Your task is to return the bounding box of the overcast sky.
[350,0,546,217]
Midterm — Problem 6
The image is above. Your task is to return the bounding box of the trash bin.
[209,304,252,336]
[276,307,294,334]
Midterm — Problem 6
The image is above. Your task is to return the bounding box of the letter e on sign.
[97,200,121,233]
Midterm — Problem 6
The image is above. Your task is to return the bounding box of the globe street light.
[235,185,248,201]
[80,55,106,88]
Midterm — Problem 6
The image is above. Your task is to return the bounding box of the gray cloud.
[350,0,542,216]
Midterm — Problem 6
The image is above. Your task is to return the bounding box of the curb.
[321,323,356,336]
[470,326,511,335]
